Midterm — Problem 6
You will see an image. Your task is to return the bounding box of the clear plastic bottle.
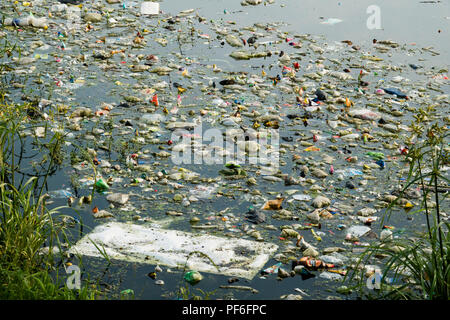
[4,16,32,27]
[3,16,47,28]
[30,17,48,28]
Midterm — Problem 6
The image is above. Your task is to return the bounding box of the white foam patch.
[69,222,278,280]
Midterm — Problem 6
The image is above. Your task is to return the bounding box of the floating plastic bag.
[262,262,282,275]
[346,225,371,238]
[292,194,312,201]
[189,185,217,200]
[335,168,363,177]
[348,109,381,121]
[47,189,73,198]
[320,18,343,25]
[318,253,348,266]
[319,271,343,281]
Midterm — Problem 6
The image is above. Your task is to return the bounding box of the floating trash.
[69,222,278,279]
[320,18,343,25]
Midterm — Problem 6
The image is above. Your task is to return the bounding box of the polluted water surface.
[0,0,449,300]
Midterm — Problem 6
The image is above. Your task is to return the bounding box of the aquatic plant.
[0,40,102,300]
[346,107,449,300]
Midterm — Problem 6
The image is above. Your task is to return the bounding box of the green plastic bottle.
[366,152,384,160]
[184,271,203,285]
[94,178,109,192]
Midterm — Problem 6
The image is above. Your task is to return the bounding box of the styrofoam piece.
[69,222,278,280]
[346,225,371,238]
[141,2,159,15]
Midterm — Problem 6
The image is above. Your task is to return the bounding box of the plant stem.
[434,171,446,299]
[417,159,433,241]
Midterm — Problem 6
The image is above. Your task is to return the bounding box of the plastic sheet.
[70,222,278,279]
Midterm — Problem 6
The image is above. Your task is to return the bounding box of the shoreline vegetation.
[0,39,102,299]
[345,115,449,299]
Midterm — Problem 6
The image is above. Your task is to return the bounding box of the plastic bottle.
[4,17,32,27]
[339,168,363,177]
[4,16,48,29]
[30,17,48,28]
[366,151,385,160]
[94,178,109,192]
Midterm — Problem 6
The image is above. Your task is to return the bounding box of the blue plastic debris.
[382,88,408,99]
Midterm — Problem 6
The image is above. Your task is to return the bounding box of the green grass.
[0,100,102,299]
[0,37,104,299]
[345,108,449,300]
[0,267,100,300]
